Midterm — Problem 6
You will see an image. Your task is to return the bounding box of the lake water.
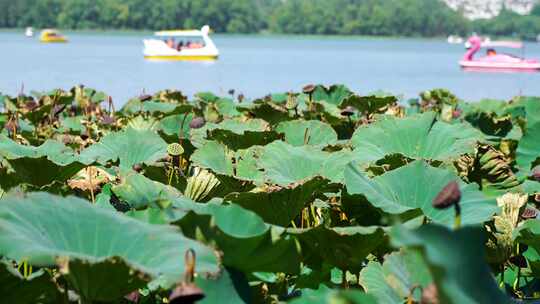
[2,31,540,105]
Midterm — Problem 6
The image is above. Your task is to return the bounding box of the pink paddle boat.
[460,36,540,71]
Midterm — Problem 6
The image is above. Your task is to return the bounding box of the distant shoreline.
[0,28,464,41]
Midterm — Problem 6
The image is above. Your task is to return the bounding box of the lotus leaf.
[341,94,397,114]
[0,135,86,188]
[391,224,510,304]
[287,225,386,272]
[112,172,181,209]
[359,250,432,304]
[0,262,57,304]
[345,160,497,227]
[0,192,219,285]
[312,84,352,106]
[225,177,329,226]
[516,122,540,171]
[276,120,338,147]
[351,112,483,163]
[80,127,167,169]
[257,141,329,186]
[289,284,377,304]
[172,196,301,273]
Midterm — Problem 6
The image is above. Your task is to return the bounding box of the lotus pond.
[0,85,539,304]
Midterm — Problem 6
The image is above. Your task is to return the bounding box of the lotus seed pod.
[302,84,316,94]
[532,166,540,182]
[167,143,184,156]
[189,116,206,129]
[340,106,355,117]
[432,181,461,209]
[169,283,205,304]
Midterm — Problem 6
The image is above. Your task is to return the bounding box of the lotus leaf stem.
[454,204,461,229]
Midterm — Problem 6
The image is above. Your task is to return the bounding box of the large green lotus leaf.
[509,96,540,126]
[0,262,58,304]
[190,141,263,183]
[235,146,265,183]
[345,160,497,227]
[522,180,540,195]
[159,112,194,138]
[190,141,234,176]
[0,135,85,188]
[290,284,377,304]
[287,225,386,272]
[351,112,483,163]
[196,268,251,304]
[214,97,241,117]
[172,197,301,273]
[0,192,219,282]
[224,177,329,226]
[390,224,509,304]
[312,84,352,106]
[359,250,432,304]
[257,141,329,186]
[276,120,338,147]
[320,149,361,183]
[516,122,540,171]
[56,115,86,134]
[112,172,181,209]
[80,127,167,169]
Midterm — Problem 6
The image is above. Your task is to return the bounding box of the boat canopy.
[482,41,523,49]
[155,25,211,37]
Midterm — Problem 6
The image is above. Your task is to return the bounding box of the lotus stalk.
[432,181,462,229]
[167,143,185,184]
[303,84,315,112]
[169,249,205,304]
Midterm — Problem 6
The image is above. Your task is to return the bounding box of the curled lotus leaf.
[0,135,86,188]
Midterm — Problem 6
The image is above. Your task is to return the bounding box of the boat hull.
[459,60,540,71]
[144,55,218,61]
[40,37,68,43]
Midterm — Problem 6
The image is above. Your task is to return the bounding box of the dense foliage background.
[1,0,540,39]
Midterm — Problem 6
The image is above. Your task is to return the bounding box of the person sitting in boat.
[166,38,175,49]
[176,41,184,51]
[486,48,497,56]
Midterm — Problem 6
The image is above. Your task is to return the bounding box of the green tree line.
[0,0,539,39]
